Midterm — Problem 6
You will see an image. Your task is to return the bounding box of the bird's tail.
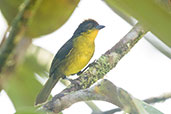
[35,74,61,105]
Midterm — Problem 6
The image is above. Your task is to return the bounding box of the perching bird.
[35,19,105,105]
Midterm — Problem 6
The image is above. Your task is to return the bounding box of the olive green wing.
[49,38,73,76]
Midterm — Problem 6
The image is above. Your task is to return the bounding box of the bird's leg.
[77,60,97,75]
[62,75,67,79]
[62,75,77,84]
[62,75,72,81]
[77,66,89,75]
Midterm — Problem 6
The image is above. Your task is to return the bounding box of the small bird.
[35,19,105,105]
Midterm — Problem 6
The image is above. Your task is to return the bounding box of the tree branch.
[43,79,163,114]
[144,92,171,104]
[42,79,122,113]
[42,23,148,113]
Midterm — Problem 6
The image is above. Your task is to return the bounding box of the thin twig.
[144,92,171,104]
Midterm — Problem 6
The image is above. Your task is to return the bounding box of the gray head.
[73,19,105,37]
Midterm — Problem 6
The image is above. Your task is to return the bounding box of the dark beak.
[96,25,105,30]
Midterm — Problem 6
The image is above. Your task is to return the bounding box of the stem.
[0,0,38,72]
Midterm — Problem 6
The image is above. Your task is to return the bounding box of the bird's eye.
[86,23,93,29]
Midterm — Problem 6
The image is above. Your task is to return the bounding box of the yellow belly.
[60,37,95,76]
[58,29,98,76]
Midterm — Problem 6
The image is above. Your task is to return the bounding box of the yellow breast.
[60,29,99,76]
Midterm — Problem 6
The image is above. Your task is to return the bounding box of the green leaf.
[0,0,80,38]
[118,88,163,114]
[105,0,171,47]
[91,79,164,114]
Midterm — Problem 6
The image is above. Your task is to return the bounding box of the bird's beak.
[96,25,105,30]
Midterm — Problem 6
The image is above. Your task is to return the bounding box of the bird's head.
[73,19,105,38]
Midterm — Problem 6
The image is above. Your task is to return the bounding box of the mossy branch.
[0,0,40,72]
[42,23,148,112]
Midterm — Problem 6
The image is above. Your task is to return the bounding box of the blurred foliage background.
[0,0,80,38]
[0,0,79,113]
[0,0,170,114]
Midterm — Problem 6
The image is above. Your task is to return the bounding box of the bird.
[35,19,105,105]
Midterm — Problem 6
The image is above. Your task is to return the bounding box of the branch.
[43,79,163,114]
[0,0,41,72]
[144,92,171,104]
[42,23,148,112]
[42,79,123,113]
